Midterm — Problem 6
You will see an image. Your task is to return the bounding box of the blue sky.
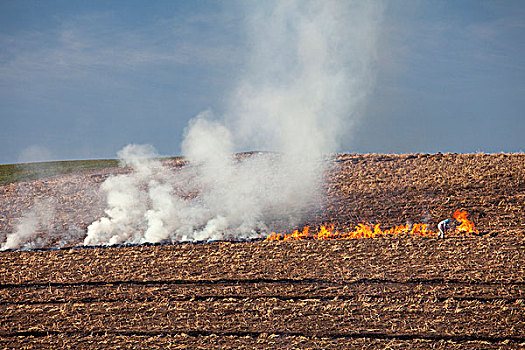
[1,0,524,163]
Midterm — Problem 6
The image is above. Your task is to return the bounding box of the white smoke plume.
[229,1,383,157]
[84,0,384,246]
[1,198,56,251]
[17,145,55,163]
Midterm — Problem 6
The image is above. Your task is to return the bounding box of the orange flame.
[265,222,436,241]
[265,210,480,241]
[453,210,479,234]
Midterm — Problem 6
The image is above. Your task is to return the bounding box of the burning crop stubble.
[0,152,524,250]
[2,1,522,250]
[264,210,480,241]
[83,0,385,246]
[0,1,524,344]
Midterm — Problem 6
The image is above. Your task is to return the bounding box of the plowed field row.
[2,333,521,350]
[1,153,524,348]
[2,297,523,337]
[1,238,524,285]
[1,237,524,349]
[2,280,524,306]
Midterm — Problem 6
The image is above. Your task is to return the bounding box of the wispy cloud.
[0,10,242,89]
[0,7,245,163]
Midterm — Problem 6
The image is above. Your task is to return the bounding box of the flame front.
[265,222,436,241]
[453,210,479,234]
[265,210,479,241]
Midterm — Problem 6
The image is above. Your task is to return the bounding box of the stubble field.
[0,153,524,349]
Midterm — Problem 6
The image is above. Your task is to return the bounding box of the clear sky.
[1,0,524,164]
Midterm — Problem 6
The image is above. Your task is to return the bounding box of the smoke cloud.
[1,198,56,250]
[17,145,54,163]
[83,0,384,245]
[229,1,383,156]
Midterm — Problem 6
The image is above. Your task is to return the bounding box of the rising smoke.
[0,179,96,251]
[1,0,384,249]
[1,198,56,250]
[84,0,384,246]
[228,1,383,157]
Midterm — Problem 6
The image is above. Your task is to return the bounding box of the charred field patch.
[0,153,524,349]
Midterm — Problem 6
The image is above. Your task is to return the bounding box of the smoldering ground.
[0,175,101,251]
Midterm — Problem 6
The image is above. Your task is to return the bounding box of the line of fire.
[265,210,479,241]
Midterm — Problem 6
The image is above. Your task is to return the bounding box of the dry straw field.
[1,153,524,349]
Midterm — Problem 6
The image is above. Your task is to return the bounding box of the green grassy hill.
[0,159,122,184]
